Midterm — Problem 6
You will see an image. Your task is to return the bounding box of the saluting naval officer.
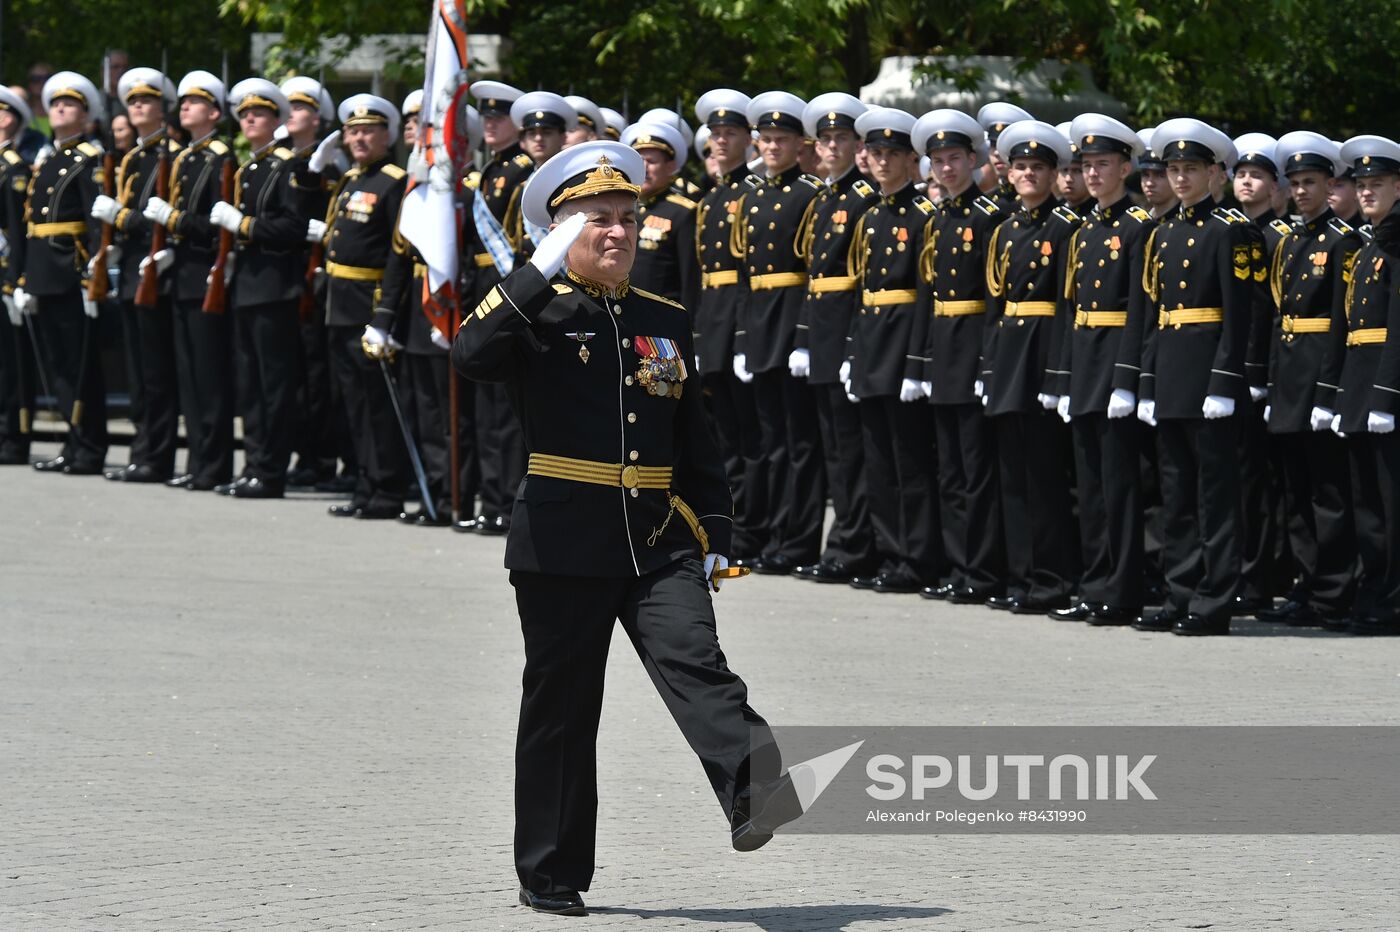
[0,85,36,465]
[451,140,798,917]
[912,108,1007,603]
[1053,114,1153,625]
[1334,133,1400,635]
[21,71,109,475]
[977,102,1033,213]
[621,119,699,310]
[789,92,880,583]
[1132,118,1251,636]
[1255,132,1362,627]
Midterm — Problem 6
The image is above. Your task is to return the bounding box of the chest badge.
[565,331,595,364]
[634,335,688,397]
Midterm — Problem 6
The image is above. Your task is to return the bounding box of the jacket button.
[627,413,637,423]
[621,337,630,348]
[629,450,639,461]
[624,375,633,385]
[630,488,639,498]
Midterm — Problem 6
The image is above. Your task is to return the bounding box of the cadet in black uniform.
[980,120,1079,613]
[790,92,879,583]
[210,79,307,498]
[1054,114,1153,624]
[1256,133,1362,626]
[0,86,36,465]
[452,140,796,917]
[912,108,1007,603]
[845,107,941,594]
[142,70,237,490]
[1132,118,1252,636]
[621,120,699,310]
[92,67,182,483]
[22,71,108,475]
[977,102,1032,214]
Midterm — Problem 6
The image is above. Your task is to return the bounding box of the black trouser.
[1072,411,1144,609]
[475,380,525,520]
[1139,422,1166,591]
[1275,430,1357,614]
[118,300,147,466]
[130,297,180,477]
[1237,397,1283,600]
[752,368,824,563]
[0,318,36,457]
[702,371,767,558]
[172,298,235,486]
[35,291,106,468]
[932,402,1003,593]
[234,300,301,485]
[294,312,340,479]
[328,324,410,511]
[812,382,875,570]
[453,372,481,518]
[510,557,770,895]
[993,411,1075,603]
[1348,433,1400,619]
[397,351,452,515]
[1157,417,1243,623]
[860,394,941,583]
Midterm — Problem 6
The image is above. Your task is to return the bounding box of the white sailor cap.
[996,119,1073,167]
[1340,134,1400,178]
[511,91,577,133]
[338,93,399,140]
[0,85,34,128]
[802,92,865,138]
[564,96,605,137]
[623,121,687,168]
[636,108,693,149]
[853,107,917,150]
[912,109,988,161]
[1274,131,1345,178]
[521,139,643,228]
[177,71,226,110]
[919,155,932,179]
[748,92,806,135]
[694,124,712,159]
[1137,127,1165,169]
[1231,133,1279,178]
[1152,118,1236,168]
[228,78,289,123]
[694,88,752,130]
[1070,113,1144,160]
[41,71,103,120]
[465,104,483,151]
[470,80,521,116]
[402,89,423,118]
[977,102,1034,145]
[118,67,175,106]
[599,107,626,140]
[280,76,333,121]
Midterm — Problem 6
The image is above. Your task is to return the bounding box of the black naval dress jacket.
[1058,195,1156,413]
[230,144,306,309]
[982,199,1080,415]
[694,167,759,376]
[20,138,104,297]
[1245,210,1292,393]
[1,145,32,296]
[1267,208,1361,433]
[464,142,535,303]
[846,182,937,399]
[630,185,699,313]
[164,134,235,303]
[1336,219,1400,431]
[795,166,877,385]
[111,130,183,302]
[319,156,409,331]
[451,265,733,576]
[924,185,1004,404]
[1139,199,1253,418]
[732,164,823,373]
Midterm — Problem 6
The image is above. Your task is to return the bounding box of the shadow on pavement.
[589,903,954,930]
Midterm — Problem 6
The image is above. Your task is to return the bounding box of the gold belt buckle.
[620,465,640,489]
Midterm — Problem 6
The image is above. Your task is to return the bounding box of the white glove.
[1368,411,1395,434]
[1330,414,1344,437]
[1037,392,1060,411]
[85,245,121,278]
[838,360,851,384]
[529,211,587,279]
[1136,399,1157,426]
[1249,385,1267,403]
[1107,388,1135,419]
[844,381,859,404]
[1057,395,1071,423]
[1202,395,1235,419]
[82,295,99,319]
[143,196,175,228]
[0,227,7,258]
[361,324,389,359]
[3,294,19,327]
[12,287,33,316]
[430,327,452,351]
[138,248,174,276]
[974,378,985,398]
[90,194,120,224]
[704,553,730,592]
[207,253,237,289]
[308,131,342,173]
[1263,405,1271,424]
[306,218,327,243]
[273,124,290,141]
[898,378,925,402]
[1308,406,1334,432]
[210,201,245,233]
[788,348,810,378]
[919,380,933,397]
[733,353,754,384]
[386,332,404,352]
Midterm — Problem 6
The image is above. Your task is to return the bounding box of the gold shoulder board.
[633,286,686,311]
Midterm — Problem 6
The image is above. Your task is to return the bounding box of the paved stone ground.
[4,438,1399,931]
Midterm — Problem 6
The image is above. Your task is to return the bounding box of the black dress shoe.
[1133,607,1184,632]
[214,476,251,496]
[848,574,879,590]
[948,586,995,605]
[188,477,222,491]
[285,465,323,489]
[328,502,361,517]
[314,473,357,494]
[1010,596,1069,615]
[34,455,71,473]
[1051,601,1095,621]
[1172,613,1230,636]
[731,772,803,852]
[1232,595,1273,617]
[518,887,586,917]
[230,477,284,499]
[399,509,450,527]
[873,572,921,594]
[63,460,104,475]
[1088,605,1141,626]
[1348,615,1400,636]
[754,554,798,576]
[104,463,136,481]
[1255,598,1304,622]
[165,473,195,489]
[985,594,1020,611]
[808,561,857,584]
[452,515,481,533]
[121,464,171,484]
[920,583,955,601]
[734,555,767,571]
[791,563,818,580]
[354,503,402,519]
[474,514,508,535]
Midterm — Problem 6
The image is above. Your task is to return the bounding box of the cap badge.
[772,111,781,121]
[1085,135,1095,144]
[1363,156,1372,164]
[884,129,892,138]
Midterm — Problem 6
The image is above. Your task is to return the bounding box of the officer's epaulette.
[1126,205,1152,223]
[273,146,295,161]
[684,179,703,196]
[1359,225,1375,243]
[1328,217,1356,237]
[76,141,103,158]
[1270,218,1294,238]
[2,148,21,166]
[1227,207,1250,224]
[463,171,481,190]
[798,173,824,190]
[633,286,686,312]
[209,139,230,156]
[1051,204,1080,225]
[552,282,573,295]
[512,153,533,169]
[665,192,697,210]
[912,195,936,216]
[166,138,183,153]
[974,195,1001,216]
[381,163,407,180]
[851,179,875,198]
[741,174,763,189]
[1210,206,1241,225]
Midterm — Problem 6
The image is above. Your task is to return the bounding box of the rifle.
[134,143,170,308]
[87,152,116,302]
[298,235,323,324]
[203,159,235,314]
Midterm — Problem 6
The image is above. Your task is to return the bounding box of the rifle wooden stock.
[134,144,170,308]
[202,160,235,314]
[298,242,324,324]
[86,152,116,302]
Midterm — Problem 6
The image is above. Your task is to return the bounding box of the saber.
[22,314,56,408]
[377,354,437,522]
